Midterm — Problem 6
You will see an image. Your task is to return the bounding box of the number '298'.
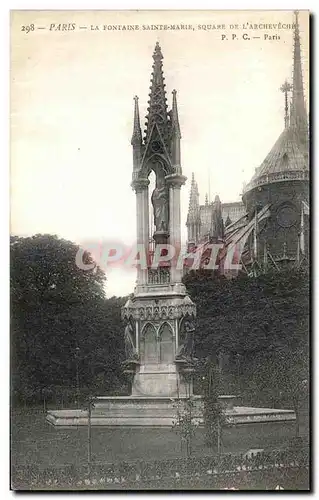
[21,24,35,33]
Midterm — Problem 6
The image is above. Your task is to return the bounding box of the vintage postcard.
[10,10,309,491]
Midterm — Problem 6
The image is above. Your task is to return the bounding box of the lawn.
[11,408,309,468]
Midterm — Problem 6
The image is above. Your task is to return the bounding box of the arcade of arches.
[140,323,175,364]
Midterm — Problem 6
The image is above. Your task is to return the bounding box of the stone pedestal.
[46,395,296,427]
[131,363,190,398]
[120,278,197,404]
[153,230,169,246]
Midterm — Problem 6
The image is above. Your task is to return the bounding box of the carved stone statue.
[151,177,168,232]
[176,318,195,361]
[124,322,138,361]
[211,195,224,240]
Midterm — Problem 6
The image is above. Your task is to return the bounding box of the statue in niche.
[124,321,139,361]
[151,176,169,232]
[176,318,196,362]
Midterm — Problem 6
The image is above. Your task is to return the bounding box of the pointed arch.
[140,122,173,178]
[140,323,157,364]
[142,154,172,180]
[159,322,174,363]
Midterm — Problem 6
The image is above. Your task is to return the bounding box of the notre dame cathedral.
[186,11,309,274]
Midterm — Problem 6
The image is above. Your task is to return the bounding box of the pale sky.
[10,10,309,296]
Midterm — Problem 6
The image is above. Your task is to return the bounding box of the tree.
[250,346,308,437]
[195,358,226,451]
[10,234,126,405]
[183,268,309,408]
[171,396,199,457]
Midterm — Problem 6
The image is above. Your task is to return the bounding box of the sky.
[10,10,309,296]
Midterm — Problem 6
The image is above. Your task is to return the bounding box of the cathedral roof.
[245,127,308,191]
[244,11,309,194]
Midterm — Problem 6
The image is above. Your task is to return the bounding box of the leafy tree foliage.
[248,346,308,436]
[11,234,127,405]
[171,397,199,457]
[184,268,309,412]
[195,359,226,449]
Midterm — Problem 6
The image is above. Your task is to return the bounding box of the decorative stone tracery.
[122,296,196,322]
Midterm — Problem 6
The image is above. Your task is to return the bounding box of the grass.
[11,408,309,468]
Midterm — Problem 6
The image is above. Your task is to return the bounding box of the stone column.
[175,318,179,351]
[135,319,139,354]
[132,179,149,285]
[166,174,186,284]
